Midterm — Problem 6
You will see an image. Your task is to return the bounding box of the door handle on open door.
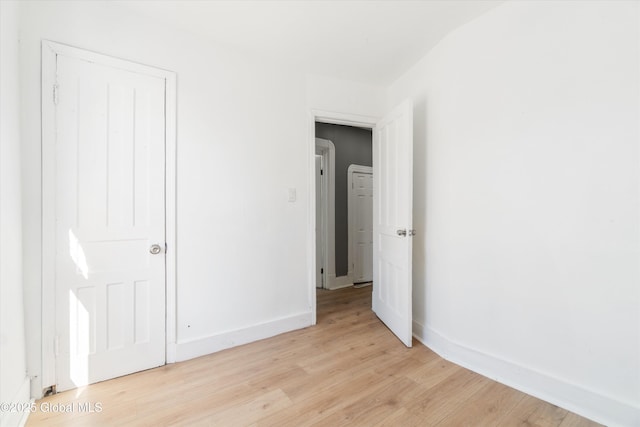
[149,244,162,255]
[397,229,407,237]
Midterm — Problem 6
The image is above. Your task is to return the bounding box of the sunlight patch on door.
[69,287,95,387]
[69,229,89,279]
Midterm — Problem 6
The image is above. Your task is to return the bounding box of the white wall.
[19,0,311,391]
[306,74,386,119]
[0,1,31,426]
[389,1,639,425]
[19,0,385,396]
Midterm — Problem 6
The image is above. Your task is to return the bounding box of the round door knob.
[149,244,162,255]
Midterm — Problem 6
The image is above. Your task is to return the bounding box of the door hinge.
[320,169,323,176]
[320,268,323,274]
[53,84,59,105]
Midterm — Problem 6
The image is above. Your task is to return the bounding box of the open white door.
[372,100,413,347]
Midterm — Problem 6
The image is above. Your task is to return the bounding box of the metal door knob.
[397,229,407,237]
[149,244,162,255]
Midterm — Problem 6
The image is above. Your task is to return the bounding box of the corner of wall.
[0,0,31,423]
[0,379,32,427]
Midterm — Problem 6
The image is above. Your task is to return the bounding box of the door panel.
[353,172,373,282]
[55,54,166,391]
[372,100,413,347]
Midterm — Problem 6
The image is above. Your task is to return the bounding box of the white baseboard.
[175,312,313,362]
[328,275,353,290]
[328,282,354,290]
[0,377,31,427]
[413,321,639,427]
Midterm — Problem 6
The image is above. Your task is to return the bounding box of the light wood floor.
[27,286,601,426]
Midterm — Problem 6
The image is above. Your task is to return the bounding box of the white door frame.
[315,139,335,290]
[347,164,373,283]
[308,110,377,324]
[41,40,177,394]
[315,154,324,289]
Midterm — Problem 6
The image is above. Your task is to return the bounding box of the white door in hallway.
[53,52,167,391]
[372,100,414,347]
[352,171,373,283]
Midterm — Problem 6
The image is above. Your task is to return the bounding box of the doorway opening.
[315,123,373,293]
[309,101,414,347]
[310,111,377,326]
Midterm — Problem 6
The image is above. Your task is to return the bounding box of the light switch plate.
[288,188,297,202]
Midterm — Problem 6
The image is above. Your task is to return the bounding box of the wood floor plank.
[166,388,293,427]
[496,394,568,427]
[311,376,424,426]
[390,368,492,426]
[559,412,604,427]
[26,286,601,427]
[435,381,526,427]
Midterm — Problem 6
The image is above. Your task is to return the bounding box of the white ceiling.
[119,0,504,86]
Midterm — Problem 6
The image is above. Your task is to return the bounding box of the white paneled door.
[53,52,167,391]
[372,100,414,347]
[353,172,373,283]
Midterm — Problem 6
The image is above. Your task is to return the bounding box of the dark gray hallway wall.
[315,123,372,278]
